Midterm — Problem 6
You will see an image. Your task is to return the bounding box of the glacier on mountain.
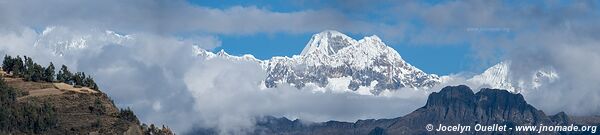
[192,30,560,95]
[34,26,133,56]
[193,30,442,95]
[467,61,558,93]
[263,30,441,95]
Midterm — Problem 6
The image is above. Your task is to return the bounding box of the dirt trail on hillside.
[19,88,64,99]
[18,83,98,99]
[53,83,98,94]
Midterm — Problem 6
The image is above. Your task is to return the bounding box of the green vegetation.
[89,98,105,115]
[141,123,174,135]
[119,107,174,134]
[118,107,139,124]
[3,55,99,90]
[0,76,57,134]
[56,65,71,84]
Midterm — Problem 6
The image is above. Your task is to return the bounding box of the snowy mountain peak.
[467,61,559,93]
[360,35,383,44]
[468,61,514,91]
[217,49,229,56]
[35,26,133,56]
[264,31,441,94]
[300,30,358,56]
[191,30,560,95]
[192,31,442,95]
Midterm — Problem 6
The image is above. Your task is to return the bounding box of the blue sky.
[189,0,481,75]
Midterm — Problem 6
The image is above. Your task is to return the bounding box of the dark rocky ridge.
[191,85,600,135]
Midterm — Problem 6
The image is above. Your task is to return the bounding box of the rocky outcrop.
[384,85,560,134]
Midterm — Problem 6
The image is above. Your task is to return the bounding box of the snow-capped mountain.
[195,30,442,95]
[34,27,133,56]
[263,31,440,95]
[193,31,560,95]
[467,61,558,93]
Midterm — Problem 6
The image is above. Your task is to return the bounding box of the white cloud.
[505,31,600,116]
[0,26,215,132]
[0,26,432,134]
[182,57,432,134]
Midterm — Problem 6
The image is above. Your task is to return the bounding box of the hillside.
[0,56,173,135]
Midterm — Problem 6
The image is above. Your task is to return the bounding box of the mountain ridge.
[193,30,558,95]
[468,61,559,93]
[196,30,442,95]
[189,85,599,135]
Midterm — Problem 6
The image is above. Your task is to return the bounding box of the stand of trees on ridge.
[0,71,58,134]
[1,55,174,134]
[2,55,98,90]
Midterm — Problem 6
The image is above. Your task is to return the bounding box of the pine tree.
[57,65,72,84]
[57,70,64,83]
[2,55,13,73]
[118,107,139,124]
[44,63,55,82]
[24,56,35,81]
[84,76,99,90]
[12,56,25,77]
[79,72,86,86]
[72,72,83,87]
[31,64,44,82]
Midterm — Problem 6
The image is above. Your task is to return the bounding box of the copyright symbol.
[426,124,434,131]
